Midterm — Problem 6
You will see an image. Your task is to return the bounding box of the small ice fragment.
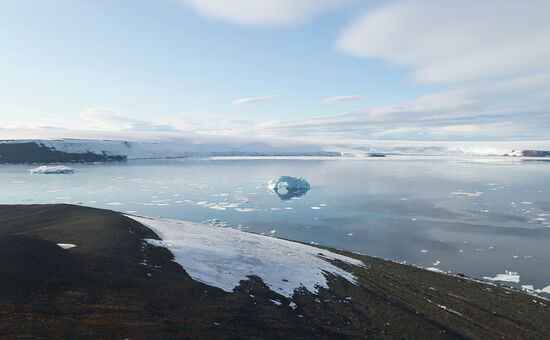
[311,206,321,210]
[347,233,353,236]
[30,166,74,174]
[522,285,534,291]
[451,191,483,197]
[421,249,428,253]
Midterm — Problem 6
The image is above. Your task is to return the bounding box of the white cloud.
[232,95,276,105]
[337,0,550,84]
[321,95,360,104]
[80,108,177,132]
[254,72,550,141]
[183,0,354,26]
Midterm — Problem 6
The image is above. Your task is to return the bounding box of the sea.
[1,156,549,292]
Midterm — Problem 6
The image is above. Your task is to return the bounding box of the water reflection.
[272,186,310,200]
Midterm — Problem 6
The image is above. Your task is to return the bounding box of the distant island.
[0,141,126,163]
[2,139,550,164]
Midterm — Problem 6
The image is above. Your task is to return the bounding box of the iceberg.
[30,165,74,174]
[268,176,310,200]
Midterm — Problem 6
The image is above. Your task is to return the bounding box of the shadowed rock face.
[0,204,548,339]
[521,150,550,157]
[0,142,126,163]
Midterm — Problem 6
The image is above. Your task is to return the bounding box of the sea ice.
[126,215,363,298]
[30,166,74,174]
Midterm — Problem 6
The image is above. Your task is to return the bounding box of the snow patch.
[57,243,76,249]
[126,215,363,298]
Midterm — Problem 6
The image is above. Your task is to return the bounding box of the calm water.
[1,157,549,291]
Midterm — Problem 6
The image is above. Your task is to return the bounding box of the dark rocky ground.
[0,142,126,163]
[0,204,548,339]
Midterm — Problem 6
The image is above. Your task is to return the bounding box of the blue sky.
[1,0,549,144]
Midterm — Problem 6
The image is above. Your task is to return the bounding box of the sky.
[1,0,549,146]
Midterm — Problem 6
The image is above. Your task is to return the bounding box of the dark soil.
[0,204,548,339]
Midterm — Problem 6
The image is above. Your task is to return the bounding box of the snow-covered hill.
[2,138,550,162]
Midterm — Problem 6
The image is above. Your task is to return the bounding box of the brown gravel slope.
[0,204,548,339]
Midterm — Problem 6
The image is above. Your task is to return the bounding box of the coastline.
[0,204,548,338]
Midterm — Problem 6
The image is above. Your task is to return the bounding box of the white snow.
[57,243,76,249]
[425,267,445,273]
[483,270,520,283]
[30,166,74,174]
[126,215,363,298]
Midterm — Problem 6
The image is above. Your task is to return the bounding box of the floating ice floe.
[30,165,74,174]
[451,191,483,197]
[268,176,310,200]
[126,215,363,298]
[483,270,520,283]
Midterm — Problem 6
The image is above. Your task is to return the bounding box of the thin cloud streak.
[321,95,361,104]
[232,95,276,105]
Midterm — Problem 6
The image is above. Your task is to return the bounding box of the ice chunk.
[483,270,520,283]
[30,166,74,174]
[268,176,310,200]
